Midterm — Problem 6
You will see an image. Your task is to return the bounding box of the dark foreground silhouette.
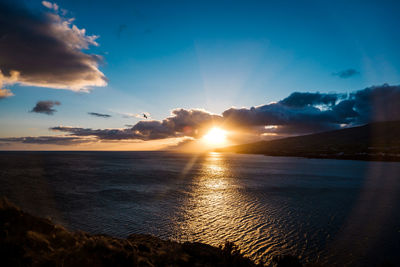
[0,198,311,267]
[217,121,400,162]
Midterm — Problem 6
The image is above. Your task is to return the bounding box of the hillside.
[217,121,400,161]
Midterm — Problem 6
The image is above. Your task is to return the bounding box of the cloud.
[279,92,343,107]
[31,101,61,115]
[222,102,355,134]
[0,1,107,95]
[0,88,14,99]
[351,83,400,123]
[111,110,151,119]
[50,126,140,140]
[88,112,111,118]
[223,84,400,135]
[0,136,94,145]
[3,84,400,145]
[115,111,137,119]
[42,1,58,11]
[49,108,221,141]
[332,68,360,78]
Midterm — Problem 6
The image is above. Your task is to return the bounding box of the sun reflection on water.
[170,152,339,265]
[172,152,276,264]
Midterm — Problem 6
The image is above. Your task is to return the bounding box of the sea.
[0,151,399,266]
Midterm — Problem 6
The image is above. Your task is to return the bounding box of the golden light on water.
[176,152,240,245]
[174,152,270,263]
[203,127,227,146]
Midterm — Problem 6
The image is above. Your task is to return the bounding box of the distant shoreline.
[228,151,400,162]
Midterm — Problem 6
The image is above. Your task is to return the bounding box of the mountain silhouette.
[217,121,400,161]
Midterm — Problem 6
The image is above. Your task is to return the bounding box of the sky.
[0,0,400,150]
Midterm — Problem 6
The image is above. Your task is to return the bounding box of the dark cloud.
[224,96,354,127]
[332,68,360,78]
[88,112,111,118]
[51,126,140,140]
[351,84,400,123]
[223,84,400,135]
[0,0,106,94]
[222,101,356,134]
[31,100,61,115]
[279,92,342,107]
[160,108,222,137]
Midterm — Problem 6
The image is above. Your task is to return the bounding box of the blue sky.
[0,0,400,149]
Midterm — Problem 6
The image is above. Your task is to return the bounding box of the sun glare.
[203,127,227,146]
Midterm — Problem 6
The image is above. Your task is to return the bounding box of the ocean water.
[0,151,399,266]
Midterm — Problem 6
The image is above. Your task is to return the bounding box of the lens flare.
[203,127,227,145]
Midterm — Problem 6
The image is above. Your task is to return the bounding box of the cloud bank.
[223,84,400,134]
[2,84,400,145]
[0,1,107,95]
[51,108,221,142]
[31,101,61,115]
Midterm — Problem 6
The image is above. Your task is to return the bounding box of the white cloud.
[42,1,59,12]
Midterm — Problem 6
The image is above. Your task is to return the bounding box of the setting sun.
[203,127,227,145]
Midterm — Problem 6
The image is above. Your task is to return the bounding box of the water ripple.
[0,151,400,266]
